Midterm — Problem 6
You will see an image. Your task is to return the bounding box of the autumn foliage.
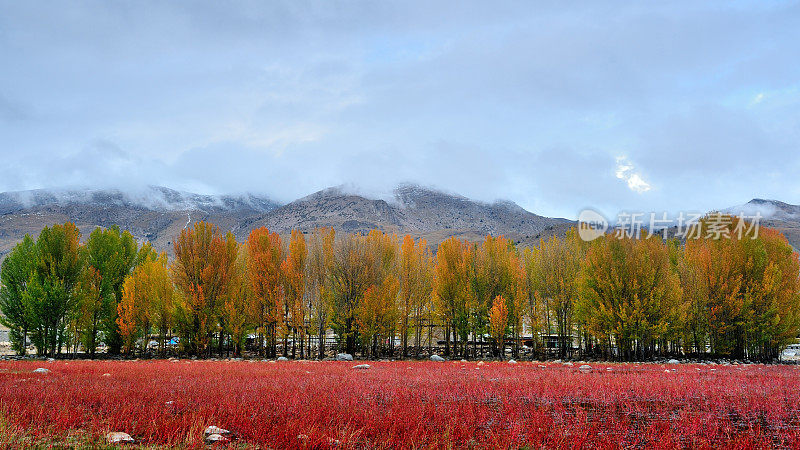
[1,214,799,361]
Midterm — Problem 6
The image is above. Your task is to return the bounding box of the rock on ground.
[508,359,518,364]
[33,368,50,374]
[106,432,134,444]
[579,364,592,373]
[206,433,229,443]
[430,355,446,362]
[204,425,230,436]
[277,356,289,361]
[668,359,680,364]
[352,364,371,369]
[336,353,353,361]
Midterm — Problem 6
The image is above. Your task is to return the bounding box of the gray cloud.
[0,0,798,219]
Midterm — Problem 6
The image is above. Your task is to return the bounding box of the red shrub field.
[2,359,800,448]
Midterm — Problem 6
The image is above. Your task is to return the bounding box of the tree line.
[1,215,798,361]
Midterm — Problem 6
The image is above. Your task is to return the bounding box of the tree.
[281,230,307,358]
[357,278,399,357]
[79,226,146,355]
[306,228,335,359]
[247,227,284,357]
[330,234,371,355]
[221,246,254,357]
[578,234,682,360]
[172,222,238,356]
[398,235,434,357]
[33,223,82,357]
[527,229,583,358]
[684,215,800,360]
[118,253,174,355]
[0,235,39,354]
[434,237,470,357]
[488,295,508,358]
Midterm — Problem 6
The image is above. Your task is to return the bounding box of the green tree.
[32,223,83,357]
[80,226,150,356]
[0,235,39,354]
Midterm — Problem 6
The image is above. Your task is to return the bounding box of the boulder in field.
[33,368,50,374]
[579,364,592,373]
[336,353,353,361]
[106,432,134,444]
[277,356,289,361]
[352,364,371,370]
[206,433,229,443]
[668,359,680,364]
[430,355,445,362]
[508,359,518,364]
[204,425,230,436]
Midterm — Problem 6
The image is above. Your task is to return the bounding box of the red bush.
[2,360,799,448]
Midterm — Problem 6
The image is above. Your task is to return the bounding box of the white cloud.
[615,156,651,194]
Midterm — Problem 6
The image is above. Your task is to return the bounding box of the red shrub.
[1,360,799,448]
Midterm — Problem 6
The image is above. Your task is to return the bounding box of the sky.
[1,1,799,219]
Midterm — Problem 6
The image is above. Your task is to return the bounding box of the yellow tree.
[528,229,583,358]
[435,237,470,357]
[684,216,800,360]
[222,246,255,357]
[172,222,238,356]
[118,253,174,355]
[281,230,307,358]
[578,234,682,360]
[247,227,284,357]
[357,276,400,357]
[398,235,434,357]
[306,228,335,358]
[363,230,399,356]
[488,295,509,358]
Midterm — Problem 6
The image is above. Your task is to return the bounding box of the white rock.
[579,364,592,373]
[508,359,518,364]
[277,356,289,361]
[206,433,229,443]
[430,355,446,362]
[563,362,574,367]
[477,361,485,366]
[352,364,371,370]
[106,432,134,444]
[33,368,50,374]
[336,353,353,361]
[668,359,680,364]
[102,373,111,377]
[204,425,230,436]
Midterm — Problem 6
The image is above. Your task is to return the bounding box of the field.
[2,360,800,449]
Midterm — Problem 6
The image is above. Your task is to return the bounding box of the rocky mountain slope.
[0,184,572,258]
[725,198,800,250]
[253,184,572,246]
[0,186,280,258]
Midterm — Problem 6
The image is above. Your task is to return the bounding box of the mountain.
[725,198,800,249]
[0,184,571,258]
[0,186,280,258]
[252,184,572,245]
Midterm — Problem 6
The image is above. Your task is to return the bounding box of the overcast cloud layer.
[1,1,799,219]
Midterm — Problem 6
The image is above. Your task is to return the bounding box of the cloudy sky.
[1,1,799,219]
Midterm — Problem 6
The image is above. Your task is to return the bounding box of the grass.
[1,359,799,448]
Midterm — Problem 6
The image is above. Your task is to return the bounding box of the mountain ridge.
[0,184,572,258]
